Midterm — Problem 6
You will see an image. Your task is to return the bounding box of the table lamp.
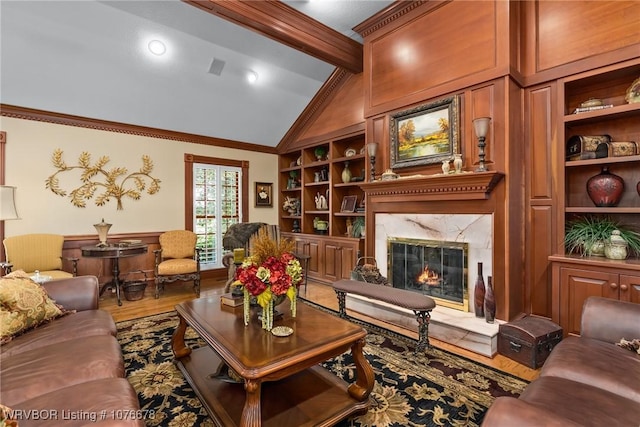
[0,186,19,220]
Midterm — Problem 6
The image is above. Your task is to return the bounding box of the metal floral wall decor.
[46,149,161,210]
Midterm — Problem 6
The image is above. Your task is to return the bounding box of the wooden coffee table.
[172,297,375,427]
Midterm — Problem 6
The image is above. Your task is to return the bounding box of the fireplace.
[354,174,506,356]
[374,213,492,317]
[388,237,469,311]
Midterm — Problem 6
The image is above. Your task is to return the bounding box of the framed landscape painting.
[389,96,460,169]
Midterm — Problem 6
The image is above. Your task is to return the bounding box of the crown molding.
[354,1,440,39]
[1,104,276,154]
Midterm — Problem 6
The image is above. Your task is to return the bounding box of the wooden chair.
[153,230,201,298]
[1,233,78,279]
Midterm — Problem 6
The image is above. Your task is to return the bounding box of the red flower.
[234,252,302,298]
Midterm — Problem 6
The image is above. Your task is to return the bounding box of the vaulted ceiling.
[0,1,394,148]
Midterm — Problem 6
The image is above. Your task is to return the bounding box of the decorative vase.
[474,262,485,318]
[604,229,628,260]
[453,154,463,173]
[342,161,352,183]
[94,218,112,247]
[637,180,640,197]
[484,276,496,323]
[245,293,289,331]
[586,166,624,207]
[441,160,450,174]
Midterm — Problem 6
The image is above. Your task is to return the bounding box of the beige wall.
[1,117,279,237]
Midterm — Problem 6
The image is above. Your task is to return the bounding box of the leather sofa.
[482,296,640,427]
[0,275,143,427]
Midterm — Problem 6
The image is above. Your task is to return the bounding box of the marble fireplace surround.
[347,213,501,356]
[350,172,505,356]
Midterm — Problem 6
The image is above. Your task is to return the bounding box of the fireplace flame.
[417,265,442,286]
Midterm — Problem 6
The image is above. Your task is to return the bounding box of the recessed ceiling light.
[246,70,259,84]
[148,40,166,56]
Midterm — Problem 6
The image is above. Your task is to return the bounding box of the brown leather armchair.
[482,296,640,426]
[153,230,201,298]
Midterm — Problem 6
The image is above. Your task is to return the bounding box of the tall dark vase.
[484,276,496,323]
[474,262,485,318]
[586,166,624,207]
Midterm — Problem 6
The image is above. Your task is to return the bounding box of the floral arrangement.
[233,228,303,330]
[282,196,300,214]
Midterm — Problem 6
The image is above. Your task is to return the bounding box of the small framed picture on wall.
[255,182,273,207]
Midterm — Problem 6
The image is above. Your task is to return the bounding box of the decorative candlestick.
[473,117,491,172]
[367,142,378,181]
[233,248,245,264]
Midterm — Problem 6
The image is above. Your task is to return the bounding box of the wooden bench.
[332,279,436,352]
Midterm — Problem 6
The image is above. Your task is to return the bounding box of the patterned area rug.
[117,306,527,427]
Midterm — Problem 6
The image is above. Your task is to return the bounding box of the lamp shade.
[473,117,491,138]
[0,186,19,220]
[367,142,378,156]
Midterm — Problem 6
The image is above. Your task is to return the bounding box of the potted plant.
[314,146,327,161]
[351,217,365,238]
[564,216,640,258]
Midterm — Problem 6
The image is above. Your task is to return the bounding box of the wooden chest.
[498,316,563,369]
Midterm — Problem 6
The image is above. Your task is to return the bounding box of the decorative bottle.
[342,161,352,183]
[484,276,496,323]
[474,262,485,318]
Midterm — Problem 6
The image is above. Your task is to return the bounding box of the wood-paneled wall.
[361,1,513,117]
[314,0,638,320]
[520,0,640,85]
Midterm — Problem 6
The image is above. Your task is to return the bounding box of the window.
[185,155,248,270]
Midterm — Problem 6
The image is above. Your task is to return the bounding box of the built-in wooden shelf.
[549,254,640,271]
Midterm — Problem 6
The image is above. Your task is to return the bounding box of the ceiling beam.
[184,0,363,73]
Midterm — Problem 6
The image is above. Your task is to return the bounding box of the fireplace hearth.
[388,237,469,311]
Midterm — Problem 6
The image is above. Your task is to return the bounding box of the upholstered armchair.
[1,233,78,279]
[153,230,201,298]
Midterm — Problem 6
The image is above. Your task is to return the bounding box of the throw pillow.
[0,270,67,344]
[0,403,18,427]
[617,338,640,355]
[0,306,28,344]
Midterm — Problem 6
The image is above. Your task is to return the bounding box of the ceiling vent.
[208,58,226,76]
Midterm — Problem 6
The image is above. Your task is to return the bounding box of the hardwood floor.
[101,277,540,382]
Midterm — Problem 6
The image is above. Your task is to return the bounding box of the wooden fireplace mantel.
[358,171,505,201]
